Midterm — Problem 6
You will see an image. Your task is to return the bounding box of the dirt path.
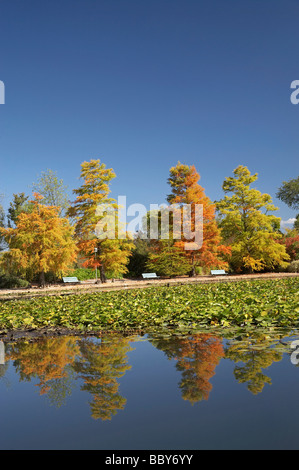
[0,272,298,301]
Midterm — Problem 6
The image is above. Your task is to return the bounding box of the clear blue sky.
[0,0,298,226]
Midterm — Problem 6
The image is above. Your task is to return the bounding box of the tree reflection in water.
[7,335,134,420]
[74,336,134,420]
[150,330,295,401]
[2,329,296,419]
[224,331,289,394]
[8,337,80,404]
[149,333,224,403]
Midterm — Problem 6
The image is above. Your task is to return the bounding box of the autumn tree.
[67,159,134,282]
[0,193,77,285]
[276,176,299,230]
[280,228,299,261]
[216,165,289,273]
[165,162,230,276]
[82,237,135,280]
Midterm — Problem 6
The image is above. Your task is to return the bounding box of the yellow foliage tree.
[67,159,134,282]
[216,166,289,272]
[0,193,77,285]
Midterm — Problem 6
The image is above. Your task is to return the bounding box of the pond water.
[0,329,299,450]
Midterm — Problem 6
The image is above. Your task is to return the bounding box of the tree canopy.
[0,193,77,285]
[67,159,134,282]
[276,176,299,230]
[166,162,230,275]
[216,165,289,272]
[276,176,299,210]
[32,169,70,216]
[7,192,31,227]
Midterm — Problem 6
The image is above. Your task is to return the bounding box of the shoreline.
[0,272,298,301]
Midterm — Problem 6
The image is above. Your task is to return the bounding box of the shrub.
[66,268,96,281]
[0,274,30,289]
[287,260,299,273]
[127,238,150,278]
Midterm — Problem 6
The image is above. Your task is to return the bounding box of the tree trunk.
[100,264,107,283]
[39,271,46,287]
[189,255,196,277]
[189,264,196,277]
[97,243,107,283]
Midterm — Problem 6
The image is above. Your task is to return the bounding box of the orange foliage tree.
[166,162,231,276]
[279,229,299,262]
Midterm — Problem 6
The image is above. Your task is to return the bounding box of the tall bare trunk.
[189,254,196,277]
[39,271,45,287]
[100,264,106,283]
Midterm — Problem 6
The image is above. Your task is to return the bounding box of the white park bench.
[62,277,81,284]
[210,270,227,276]
[142,273,160,280]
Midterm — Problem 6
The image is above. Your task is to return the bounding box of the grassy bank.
[0,277,298,333]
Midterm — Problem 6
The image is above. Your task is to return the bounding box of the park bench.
[62,276,81,284]
[142,273,160,280]
[210,270,227,276]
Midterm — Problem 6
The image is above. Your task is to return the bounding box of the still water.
[0,329,299,450]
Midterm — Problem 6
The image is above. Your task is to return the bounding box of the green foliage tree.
[216,165,289,272]
[127,235,150,278]
[7,192,31,227]
[276,176,299,230]
[276,176,299,210]
[146,240,190,277]
[32,169,70,216]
